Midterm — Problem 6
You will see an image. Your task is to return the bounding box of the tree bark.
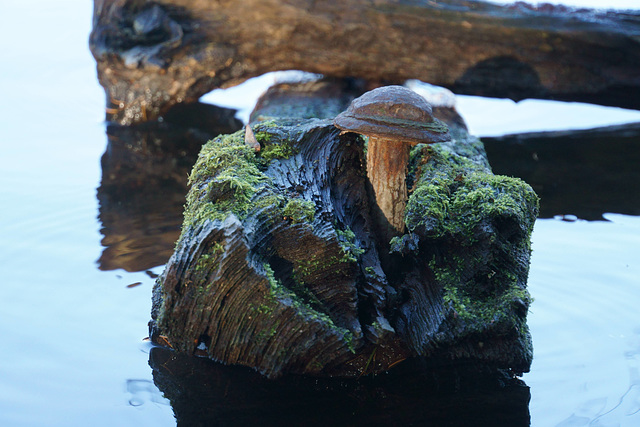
[90,0,640,125]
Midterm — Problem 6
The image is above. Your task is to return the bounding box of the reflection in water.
[96,103,242,272]
[149,346,530,426]
[483,122,640,220]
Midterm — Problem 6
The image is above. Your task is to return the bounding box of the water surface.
[1,2,639,426]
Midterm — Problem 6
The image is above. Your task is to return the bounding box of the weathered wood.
[149,84,538,378]
[90,0,640,125]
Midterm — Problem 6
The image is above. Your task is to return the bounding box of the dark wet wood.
[90,0,640,125]
[149,345,532,426]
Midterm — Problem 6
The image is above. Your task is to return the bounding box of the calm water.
[1,2,640,426]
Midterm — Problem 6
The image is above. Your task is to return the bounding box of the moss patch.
[252,119,302,162]
[405,144,539,242]
[262,262,354,352]
[182,130,270,232]
[431,253,533,330]
[195,242,225,272]
[404,143,539,336]
[336,227,365,263]
[282,198,316,224]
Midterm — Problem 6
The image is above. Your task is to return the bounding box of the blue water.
[527,216,640,426]
[1,2,639,426]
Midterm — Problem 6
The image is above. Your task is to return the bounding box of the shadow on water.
[96,102,242,272]
[483,122,640,221]
[149,346,530,427]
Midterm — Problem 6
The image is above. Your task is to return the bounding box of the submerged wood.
[149,83,539,378]
[90,0,640,125]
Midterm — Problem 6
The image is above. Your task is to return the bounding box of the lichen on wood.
[150,114,538,378]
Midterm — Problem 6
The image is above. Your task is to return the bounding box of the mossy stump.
[149,117,538,378]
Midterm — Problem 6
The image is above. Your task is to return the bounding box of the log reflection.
[149,346,531,427]
[96,103,242,272]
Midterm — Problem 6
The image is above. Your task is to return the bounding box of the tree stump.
[149,87,538,378]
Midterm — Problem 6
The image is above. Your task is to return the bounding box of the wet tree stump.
[149,89,539,378]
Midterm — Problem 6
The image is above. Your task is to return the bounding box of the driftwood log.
[90,0,640,125]
[149,83,538,378]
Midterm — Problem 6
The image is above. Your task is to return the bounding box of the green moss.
[256,323,278,341]
[254,193,285,211]
[262,262,354,351]
[250,303,274,315]
[181,131,270,232]
[434,254,533,332]
[288,226,362,289]
[404,143,538,335]
[294,254,336,283]
[177,129,300,252]
[343,330,356,354]
[253,119,301,162]
[282,198,316,224]
[404,144,539,241]
[260,140,298,162]
[336,227,365,263]
[195,242,225,272]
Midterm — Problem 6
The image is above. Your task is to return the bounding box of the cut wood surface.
[90,0,640,125]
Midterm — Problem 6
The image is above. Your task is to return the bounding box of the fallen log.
[149,84,539,378]
[90,0,640,125]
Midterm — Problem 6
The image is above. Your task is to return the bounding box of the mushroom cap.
[334,85,450,144]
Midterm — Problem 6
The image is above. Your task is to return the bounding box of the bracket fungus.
[334,86,451,238]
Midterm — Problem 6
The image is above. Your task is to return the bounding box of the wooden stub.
[150,114,539,378]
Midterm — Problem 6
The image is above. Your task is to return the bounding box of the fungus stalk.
[366,136,412,234]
